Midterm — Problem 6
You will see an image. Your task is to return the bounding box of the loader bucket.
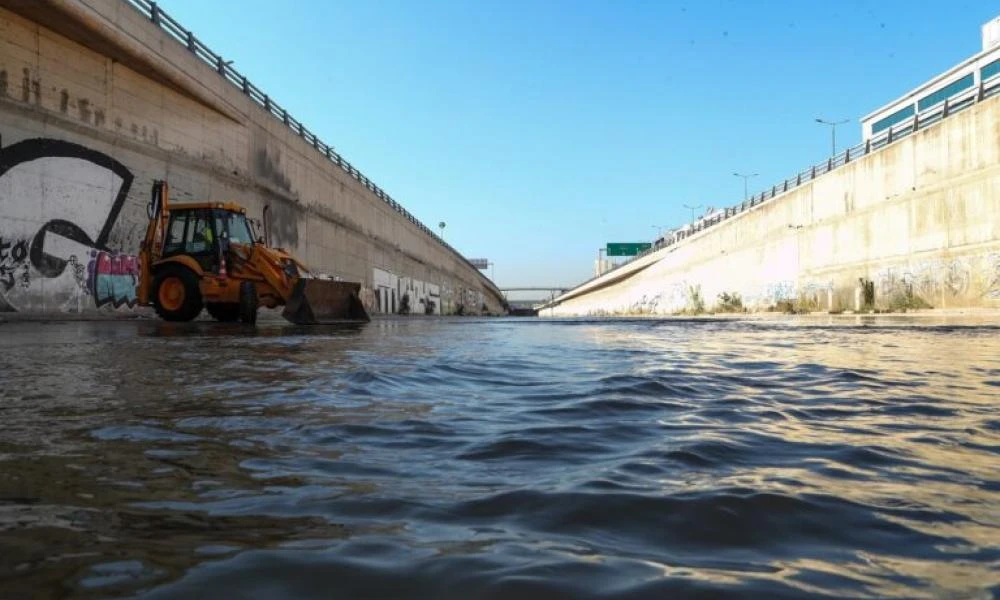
[282,278,371,324]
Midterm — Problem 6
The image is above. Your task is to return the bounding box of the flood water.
[0,316,998,599]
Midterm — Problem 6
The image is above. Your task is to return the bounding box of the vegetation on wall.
[685,284,705,315]
[715,291,744,313]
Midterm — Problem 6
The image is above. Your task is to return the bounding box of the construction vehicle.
[137,180,369,324]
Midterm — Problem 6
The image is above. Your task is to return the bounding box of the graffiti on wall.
[0,237,30,294]
[372,268,443,315]
[0,138,135,312]
[874,254,1000,306]
[627,293,662,315]
[88,250,139,308]
[761,280,795,304]
[987,254,1000,299]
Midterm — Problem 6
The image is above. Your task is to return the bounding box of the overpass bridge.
[498,287,570,294]
[497,287,570,316]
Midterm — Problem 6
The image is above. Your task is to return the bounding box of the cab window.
[214,211,255,245]
[163,211,188,255]
[163,209,216,256]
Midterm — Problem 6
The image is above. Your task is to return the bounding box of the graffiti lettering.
[373,268,443,315]
[0,237,29,292]
[88,250,139,308]
[763,280,795,303]
[986,254,1000,300]
[0,138,134,312]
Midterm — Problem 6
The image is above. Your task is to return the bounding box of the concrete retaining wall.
[543,92,1000,316]
[0,0,503,316]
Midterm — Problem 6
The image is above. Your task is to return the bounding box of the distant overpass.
[498,287,570,294]
[498,287,568,316]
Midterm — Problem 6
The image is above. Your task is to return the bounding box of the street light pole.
[815,118,849,156]
[438,221,446,240]
[683,204,703,223]
[733,172,758,201]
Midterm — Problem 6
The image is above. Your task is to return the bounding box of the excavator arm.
[137,180,170,306]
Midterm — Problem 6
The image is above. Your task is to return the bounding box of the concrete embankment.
[542,92,1000,317]
[0,0,504,317]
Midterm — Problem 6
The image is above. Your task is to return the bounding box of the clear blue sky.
[162,0,997,288]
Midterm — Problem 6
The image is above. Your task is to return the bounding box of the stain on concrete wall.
[255,146,291,193]
[262,199,300,250]
[0,138,137,312]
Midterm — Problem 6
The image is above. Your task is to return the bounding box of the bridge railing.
[563,71,1000,298]
[126,0,495,290]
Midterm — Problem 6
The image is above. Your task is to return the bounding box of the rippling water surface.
[0,316,998,599]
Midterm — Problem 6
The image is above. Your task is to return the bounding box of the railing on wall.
[125,0,495,291]
[572,71,1000,295]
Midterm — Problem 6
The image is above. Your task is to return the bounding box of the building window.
[982,58,1000,81]
[871,104,916,134]
[917,73,975,111]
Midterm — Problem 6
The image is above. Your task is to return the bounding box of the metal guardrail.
[570,73,1000,295]
[125,0,495,289]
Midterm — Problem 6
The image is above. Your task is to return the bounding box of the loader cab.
[160,207,255,273]
[162,207,221,273]
[216,210,255,246]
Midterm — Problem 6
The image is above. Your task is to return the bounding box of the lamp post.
[815,118,849,156]
[438,221,446,240]
[733,172,758,201]
[683,203,703,223]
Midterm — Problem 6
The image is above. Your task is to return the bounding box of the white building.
[861,16,1000,140]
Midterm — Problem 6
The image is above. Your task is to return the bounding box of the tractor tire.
[153,265,203,322]
[239,281,258,325]
[206,303,240,322]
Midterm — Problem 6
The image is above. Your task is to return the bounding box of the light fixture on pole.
[733,172,758,201]
[438,221,446,239]
[815,118,849,156]
[683,204,703,222]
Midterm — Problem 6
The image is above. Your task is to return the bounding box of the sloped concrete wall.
[543,93,1000,316]
[0,1,502,316]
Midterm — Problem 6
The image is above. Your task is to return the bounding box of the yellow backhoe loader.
[137,180,369,324]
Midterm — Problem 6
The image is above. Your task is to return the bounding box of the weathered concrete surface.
[542,91,1000,317]
[0,0,503,316]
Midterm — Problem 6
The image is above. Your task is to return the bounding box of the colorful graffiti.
[88,250,139,308]
[0,138,135,312]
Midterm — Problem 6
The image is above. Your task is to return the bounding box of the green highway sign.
[606,242,652,257]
